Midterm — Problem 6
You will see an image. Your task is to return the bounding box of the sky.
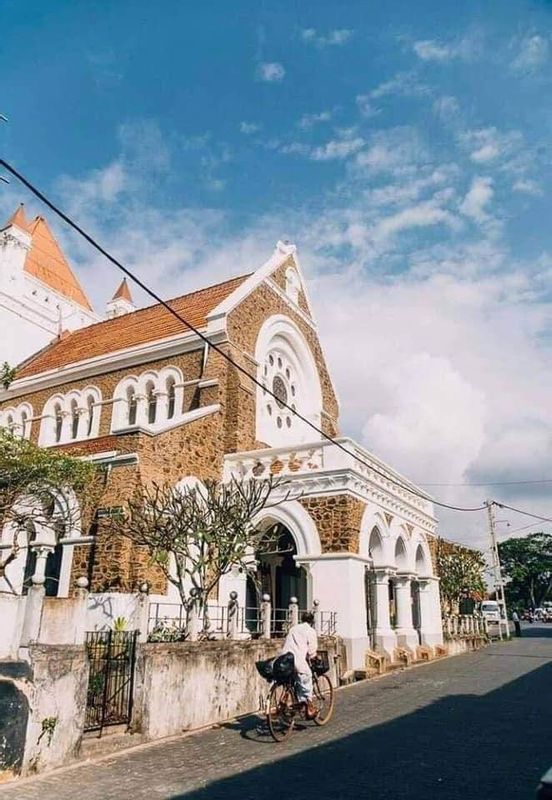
[2,0,552,551]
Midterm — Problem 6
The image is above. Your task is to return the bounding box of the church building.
[0,206,443,668]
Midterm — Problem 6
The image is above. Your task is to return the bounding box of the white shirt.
[281,622,318,674]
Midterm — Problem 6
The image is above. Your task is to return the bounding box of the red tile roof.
[17,273,249,378]
[5,205,93,311]
[111,278,133,303]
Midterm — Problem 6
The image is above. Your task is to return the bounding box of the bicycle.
[263,652,335,742]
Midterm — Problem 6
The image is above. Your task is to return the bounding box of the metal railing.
[147,596,337,641]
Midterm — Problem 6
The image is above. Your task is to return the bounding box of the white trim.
[206,241,297,330]
[0,328,227,400]
[253,499,322,557]
[114,403,220,436]
[296,552,372,564]
[264,278,317,331]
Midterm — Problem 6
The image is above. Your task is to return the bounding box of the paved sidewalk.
[2,627,551,800]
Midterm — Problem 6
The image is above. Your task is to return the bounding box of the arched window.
[127,387,137,426]
[6,414,14,432]
[70,399,79,440]
[146,381,157,424]
[54,404,63,443]
[86,395,95,437]
[20,411,28,439]
[167,377,176,420]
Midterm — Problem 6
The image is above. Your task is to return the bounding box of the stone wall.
[0,646,88,780]
[300,495,365,552]
[0,595,26,659]
[133,636,343,740]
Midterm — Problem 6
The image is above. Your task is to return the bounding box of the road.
[2,625,551,800]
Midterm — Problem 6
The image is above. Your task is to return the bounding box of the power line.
[0,158,489,514]
[493,501,552,525]
[419,478,552,487]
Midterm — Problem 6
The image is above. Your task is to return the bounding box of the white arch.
[412,533,433,577]
[253,499,321,557]
[359,506,394,566]
[0,401,33,439]
[255,314,322,447]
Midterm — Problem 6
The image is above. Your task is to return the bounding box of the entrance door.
[365,568,377,647]
[411,580,422,644]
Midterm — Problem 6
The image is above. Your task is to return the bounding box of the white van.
[480,600,501,623]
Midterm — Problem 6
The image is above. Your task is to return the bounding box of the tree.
[1,362,16,390]
[108,475,291,622]
[0,428,101,591]
[435,538,486,614]
[498,533,552,609]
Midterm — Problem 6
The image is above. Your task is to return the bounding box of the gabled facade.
[0,233,443,667]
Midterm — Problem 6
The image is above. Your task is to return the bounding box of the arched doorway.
[250,523,308,633]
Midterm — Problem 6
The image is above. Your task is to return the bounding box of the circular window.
[272,375,288,409]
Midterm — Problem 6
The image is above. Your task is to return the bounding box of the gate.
[84,630,138,734]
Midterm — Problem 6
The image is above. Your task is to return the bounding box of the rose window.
[262,351,298,432]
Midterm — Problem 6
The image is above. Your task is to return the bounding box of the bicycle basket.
[255,658,275,682]
[311,650,330,675]
[272,652,295,682]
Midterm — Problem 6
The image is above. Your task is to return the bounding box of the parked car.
[480,601,501,624]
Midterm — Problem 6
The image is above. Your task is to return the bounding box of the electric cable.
[0,158,489,514]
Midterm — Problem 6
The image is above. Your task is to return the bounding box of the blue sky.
[2,0,552,546]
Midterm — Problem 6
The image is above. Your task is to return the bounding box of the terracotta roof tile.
[3,206,93,311]
[111,278,133,303]
[17,273,249,378]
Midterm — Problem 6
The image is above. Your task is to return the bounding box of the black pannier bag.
[310,650,330,676]
[272,652,295,682]
[255,658,275,682]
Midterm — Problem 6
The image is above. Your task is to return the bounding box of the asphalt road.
[3,624,551,800]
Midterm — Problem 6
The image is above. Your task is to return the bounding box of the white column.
[418,577,443,648]
[301,555,371,670]
[373,568,397,660]
[394,573,418,651]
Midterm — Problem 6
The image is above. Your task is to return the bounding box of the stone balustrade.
[443,614,488,640]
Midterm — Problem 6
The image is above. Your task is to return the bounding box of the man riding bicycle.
[280,610,318,719]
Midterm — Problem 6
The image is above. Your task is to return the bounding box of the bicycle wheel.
[312,673,335,726]
[267,682,295,742]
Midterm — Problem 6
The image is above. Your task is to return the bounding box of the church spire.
[7,203,28,230]
[106,278,136,318]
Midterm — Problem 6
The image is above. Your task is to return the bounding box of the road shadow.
[172,657,552,800]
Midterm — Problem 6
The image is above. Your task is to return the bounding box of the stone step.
[80,727,147,760]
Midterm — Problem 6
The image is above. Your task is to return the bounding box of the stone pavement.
[2,626,551,800]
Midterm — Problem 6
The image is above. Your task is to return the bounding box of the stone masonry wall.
[300,495,366,553]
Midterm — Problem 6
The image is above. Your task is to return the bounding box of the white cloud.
[460,176,494,223]
[371,71,431,99]
[356,94,380,118]
[240,121,261,134]
[413,40,455,61]
[257,62,285,82]
[413,33,481,63]
[513,178,542,196]
[460,127,523,164]
[512,34,550,73]
[298,110,332,129]
[300,28,354,47]
[371,201,457,244]
[311,137,364,161]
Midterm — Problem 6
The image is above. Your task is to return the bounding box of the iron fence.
[85,630,138,734]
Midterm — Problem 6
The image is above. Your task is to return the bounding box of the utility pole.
[485,499,509,638]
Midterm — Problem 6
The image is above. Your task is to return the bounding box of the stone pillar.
[261,594,271,639]
[394,573,419,651]
[288,596,299,627]
[227,591,239,639]
[73,576,90,644]
[373,568,397,660]
[136,582,150,644]
[313,599,321,635]
[418,577,443,648]
[299,555,371,670]
[19,546,52,654]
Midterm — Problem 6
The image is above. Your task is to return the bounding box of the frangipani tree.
[435,538,486,614]
[108,475,292,619]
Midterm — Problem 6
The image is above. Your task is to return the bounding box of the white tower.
[0,205,100,367]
